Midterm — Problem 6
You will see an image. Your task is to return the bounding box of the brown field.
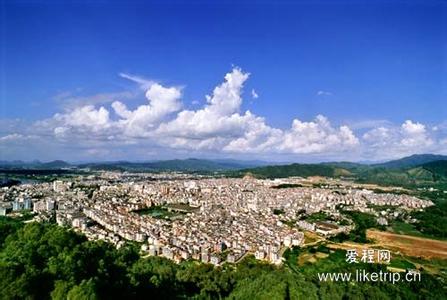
[298,252,329,265]
[327,241,381,255]
[302,230,324,246]
[327,230,447,260]
[366,229,447,259]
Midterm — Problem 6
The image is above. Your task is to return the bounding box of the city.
[1,0,446,298]
[1,171,433,266]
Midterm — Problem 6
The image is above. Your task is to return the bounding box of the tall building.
[46,200,56,211]
[53,180,68,192]
[12,201,22,211]
[24,198,32,210]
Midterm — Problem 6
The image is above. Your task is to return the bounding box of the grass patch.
[134,206,180,219]
[388,257,416,270]
[391,221,423,236]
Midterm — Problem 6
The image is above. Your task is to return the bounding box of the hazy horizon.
[3,152,446,166]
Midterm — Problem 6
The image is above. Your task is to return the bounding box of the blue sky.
[0,0,446,162]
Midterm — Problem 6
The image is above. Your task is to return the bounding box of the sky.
[0,0,446,162]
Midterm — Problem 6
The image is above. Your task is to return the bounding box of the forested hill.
[372,154,447,169]
[421,160,447,178]
[2,155,447,187]
[0,160,72,170]
[229,163,352,178]
[354,160,447,187]
[232,159,447,188]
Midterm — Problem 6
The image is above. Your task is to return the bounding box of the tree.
[67,279,98,300]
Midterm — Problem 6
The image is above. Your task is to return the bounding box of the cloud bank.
[0,67,446,161]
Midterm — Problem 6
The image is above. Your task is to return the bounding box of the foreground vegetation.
[1,218,446,299]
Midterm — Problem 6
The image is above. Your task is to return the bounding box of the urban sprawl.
[0,172,433,265]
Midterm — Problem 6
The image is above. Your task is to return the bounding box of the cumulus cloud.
[279,116,359,153]
[59,105,110,129]
[31,67,360,157]
[361,120,439,159]
[401,120,433,147]
[112,82,183,137]
[157,68,250,141]
[223,115,359,155]
[363,127,392,147]
[52,105,111,137]
[1,67,446,161]
[155,69,358,154]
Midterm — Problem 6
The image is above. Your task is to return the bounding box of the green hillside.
[422,160,447,179]
[232,158,447,188]
[356,160,447,187]
[372,154,447,169]
[232,163,351,178]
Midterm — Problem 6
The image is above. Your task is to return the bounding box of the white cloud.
[361,120,438,159]
[348,119,392,130]
[400,120,433,148]
[277,116,359,154]
[363,127,392,146]
[54,127,69,139]
[317,90,332,96]
[251,89,259,99]
[1,67,446,161]
[156,69,358,155]
[402,120,425,135]
[112,83,183,137]
[119,73,155,90]
[157,67,250,140]
[53,105,111,133]
[0,133,26,142]
[54,90,135,109]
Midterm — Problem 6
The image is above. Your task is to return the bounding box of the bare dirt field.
[366,229,447,259]
[327,230,447,260]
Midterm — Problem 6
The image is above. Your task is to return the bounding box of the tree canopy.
[0,218,445,299]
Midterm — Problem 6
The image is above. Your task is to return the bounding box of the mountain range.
[76,158,270,172]
[1,154,447,187]
[237,154,447,187]
[0,158,270,172]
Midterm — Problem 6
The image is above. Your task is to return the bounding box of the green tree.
[67,279,98,300]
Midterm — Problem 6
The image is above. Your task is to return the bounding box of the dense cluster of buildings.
[0,173,433,265]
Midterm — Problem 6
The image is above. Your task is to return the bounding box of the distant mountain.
[0,158,267,172]
[212,159,281,167]
[40,160,72,169]
[0,160,27,167]
[372,154,447,169]
[2,154,447,188]
[320,161,364,169]
[78,158,265,172]
[0,160,71,170]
